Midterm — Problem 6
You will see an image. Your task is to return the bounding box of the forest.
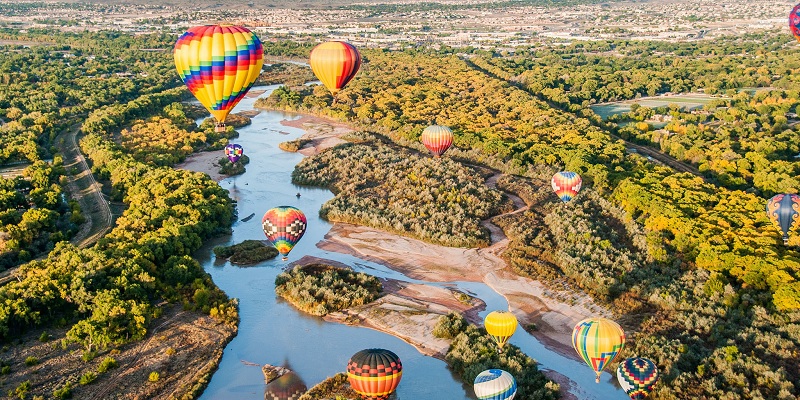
[0,30,241,398]
[266,35,800,398]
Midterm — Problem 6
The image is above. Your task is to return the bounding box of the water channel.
[195,85,627,400]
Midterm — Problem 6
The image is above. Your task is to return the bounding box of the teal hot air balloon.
[473,369,517,400]
[616,357,659,400]
[766,194,800,244]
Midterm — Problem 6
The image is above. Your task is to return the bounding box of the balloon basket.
[282,256,289,261]
[215,123,226,133]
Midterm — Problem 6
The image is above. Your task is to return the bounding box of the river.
[195,85,627,400]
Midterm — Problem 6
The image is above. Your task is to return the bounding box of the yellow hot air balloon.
[308,41,361,97]
[484,311,517,353]
[174,25,264,132]
[572,317,625,383]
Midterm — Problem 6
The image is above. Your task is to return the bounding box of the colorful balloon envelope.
[791,4,800,42]
[473,369,517,400]
[766,193,800,244]
[572,317,625,383]
[346,348,402,400]
[616,357,659,400]
[551,171,582,202]
[420,125,454,158]
[224,143,243,163]
[262,206,307,261]
[174,25,264,131]
[264,371,307,400]
[309,41,361,96]
[484,310,517,353]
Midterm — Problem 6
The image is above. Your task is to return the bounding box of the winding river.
[194,86,627,400]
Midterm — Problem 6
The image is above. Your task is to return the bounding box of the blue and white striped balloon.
[473,369,517,400]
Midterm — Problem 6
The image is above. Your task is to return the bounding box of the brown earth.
[0,305,236,400]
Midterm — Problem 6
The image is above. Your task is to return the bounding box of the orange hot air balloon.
[174,25,264,133]
[309,41,361,96]
[421,125,453,158]
[347,348,402,400]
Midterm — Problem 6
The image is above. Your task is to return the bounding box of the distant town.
[0,0,792,48]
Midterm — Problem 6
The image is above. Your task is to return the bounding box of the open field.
[591,94,719,118]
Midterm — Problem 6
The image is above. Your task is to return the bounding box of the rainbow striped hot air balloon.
[347,348,402,400]
[420,125,454,158]
[309,41,361,96]
[766,193,800,244]
[791,4,800,42]
[174,25,264,132]
[484,311,517,353]
[473,369,517,400]
[617,357,659,400]
[572,317,625,383]
[551,171,582,202]
[224,143,243,164]
[262,206,307,261]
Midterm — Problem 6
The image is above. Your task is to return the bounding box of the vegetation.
[293,140,512,247]
[438,313,560,400]
[217,154,249,176]
[96,356,118,373]
[296,373,358,400]
[213,240,278,265]
[149,371,160,382]
[275,264,382,316]
[279,139,310,153]
[272,40,800,398]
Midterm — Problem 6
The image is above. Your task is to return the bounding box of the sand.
[279,114,353,155]
[175,151,226,182]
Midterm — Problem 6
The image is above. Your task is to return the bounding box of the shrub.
[149,371,160,382]
[38,332,50,342]
[79,372,96,385]
[24,356,38,366]
[97,357,118,373]
[433,312,468,339]
[52,382,72,399]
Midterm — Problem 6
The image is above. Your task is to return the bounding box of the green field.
[591,94,717,119]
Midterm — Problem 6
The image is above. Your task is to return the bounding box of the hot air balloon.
[346,348,402,400]
[790,4,800,42]
[473,369,517,400]
[484,311,517,353]
[616,357,659,400]
[262,206,307,261]
[420,125,454,158]
[264,371,307,400]
[551,171,582,202]
[572,317,625,383]
[174,25,264,133]
[309,41,361,97]
[766,194,800,244]
[225,143,243,164]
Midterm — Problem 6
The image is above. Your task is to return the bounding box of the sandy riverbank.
[317,223,611,358]
[280,114,353,155]
[175,151,226,182]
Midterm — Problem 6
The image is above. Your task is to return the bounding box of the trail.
[480,173,528,256]
[0,124,113,286]
[60,125,114,249]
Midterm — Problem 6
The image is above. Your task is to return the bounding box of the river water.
[195,85,627,400]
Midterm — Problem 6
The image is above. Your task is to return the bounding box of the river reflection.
[196,85,626,400]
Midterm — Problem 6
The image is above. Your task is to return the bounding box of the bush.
[97,356,118,373]
[38,332,50,342]
[79,372,96,385]
[433,312,468,339]
[149,371,160,382]
[24,356,38,366]
[52,382,72,399]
